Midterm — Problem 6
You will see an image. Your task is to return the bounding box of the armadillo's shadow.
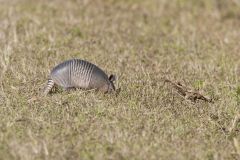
[47,87,121,97]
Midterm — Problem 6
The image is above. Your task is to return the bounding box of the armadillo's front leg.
[99,84,109,93]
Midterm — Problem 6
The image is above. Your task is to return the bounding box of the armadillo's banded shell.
[43,58,115,95]
[50,59,108,89]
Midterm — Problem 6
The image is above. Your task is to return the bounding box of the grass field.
[0,0,240,159]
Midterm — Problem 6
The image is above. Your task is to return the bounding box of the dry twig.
[164,79,213,103]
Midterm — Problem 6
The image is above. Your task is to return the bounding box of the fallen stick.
[164,79,213,103]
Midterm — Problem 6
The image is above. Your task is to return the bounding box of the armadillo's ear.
[109,74,116,82]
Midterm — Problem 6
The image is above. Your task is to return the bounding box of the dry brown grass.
[0,0,240,159]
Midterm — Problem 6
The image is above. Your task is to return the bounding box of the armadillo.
[44,59,116,95]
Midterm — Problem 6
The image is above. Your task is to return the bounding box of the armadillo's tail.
[43,79,55,95]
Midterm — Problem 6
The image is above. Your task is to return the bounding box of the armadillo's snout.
[108,74,116,93]
[108,82,116,93]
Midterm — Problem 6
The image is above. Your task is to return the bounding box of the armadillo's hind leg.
[63,87,76,92]
[43,79,55,95]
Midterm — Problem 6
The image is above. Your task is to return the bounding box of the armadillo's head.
[107,74,116,93]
